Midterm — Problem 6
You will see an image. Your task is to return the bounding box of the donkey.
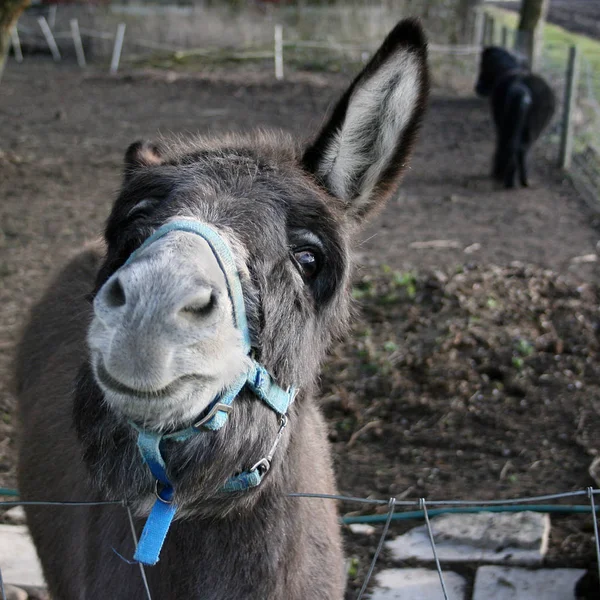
[475,46,556,188]
[15,19,428,600]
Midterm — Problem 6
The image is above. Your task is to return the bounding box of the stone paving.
[0,510,594,599]
[472,566,587,600]
[368,511,590,600]
[370,568,467,600]
[0,525,44,588]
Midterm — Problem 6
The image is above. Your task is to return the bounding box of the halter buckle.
[193,402,233,430]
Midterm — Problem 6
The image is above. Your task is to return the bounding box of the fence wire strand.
[589,487,600,594]
[125,503,152,600]
[356,497,396,600]
[2,488,599,598]
[421,498,450,600]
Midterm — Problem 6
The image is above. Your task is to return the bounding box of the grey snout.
[90,231,236,391]
[97,271,218,325]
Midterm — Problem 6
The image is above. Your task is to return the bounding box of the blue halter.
[120,220,297,565]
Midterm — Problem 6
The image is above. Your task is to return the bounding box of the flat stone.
[349,523,376,535]
[434,511,548,550]
[0,525,45,587]
[2,506,27,525]
[472,566,587,599]
[19,587,50,600]
[369,568,467,599]
[3,585,29,600]
[386,512,550,566]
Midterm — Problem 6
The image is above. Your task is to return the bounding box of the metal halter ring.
[250,457,271,475]
[154,480,174,505]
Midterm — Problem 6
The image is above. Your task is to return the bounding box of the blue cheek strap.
[121,220,298,566]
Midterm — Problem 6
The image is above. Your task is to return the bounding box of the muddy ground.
[1,59,600,597]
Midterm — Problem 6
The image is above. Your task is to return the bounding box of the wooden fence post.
[70,19,86,68]
[38,16,61,61]
[274,24,283,81]
[501,26,509,49]
[110,23,126,74]
[481,13,489,47]
[559,45,580,170]
[10,26,23,63]
[473,9,484,47]
[47,5,57,29]
[486,16,496,46]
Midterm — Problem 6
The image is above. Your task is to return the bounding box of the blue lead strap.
[134,431,178,566]
[134,495,177,566]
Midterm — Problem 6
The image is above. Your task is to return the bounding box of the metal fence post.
[559,45,580,171]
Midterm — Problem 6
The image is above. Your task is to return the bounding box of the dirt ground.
[1,59,600,596]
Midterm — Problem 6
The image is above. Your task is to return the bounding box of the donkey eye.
[126,198,154,220]
[293,249,320,280]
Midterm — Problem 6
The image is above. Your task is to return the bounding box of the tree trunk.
[0,0,31,83]
[516,0,549,70]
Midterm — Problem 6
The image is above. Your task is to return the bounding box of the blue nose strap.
[123,220,297,566]
[124,220,251,354]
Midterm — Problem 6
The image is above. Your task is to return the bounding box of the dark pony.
[475,46,556,188]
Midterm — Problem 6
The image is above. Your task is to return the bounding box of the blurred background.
[1,0,600,598]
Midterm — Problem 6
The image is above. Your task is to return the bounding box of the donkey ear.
[123,140,164,179]
[302,19,428,223]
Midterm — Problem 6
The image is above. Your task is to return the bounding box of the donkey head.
[76,19,429,514]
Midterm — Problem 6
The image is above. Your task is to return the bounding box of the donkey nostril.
[104,277,126,308]
[180,289,217,320]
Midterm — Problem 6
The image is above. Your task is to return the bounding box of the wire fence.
[535,39,600,212]
[1,487,600,599]
[10,16,483,77]
[9,7,600,206]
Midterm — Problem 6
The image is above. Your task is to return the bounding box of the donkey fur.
[15,19,429,600]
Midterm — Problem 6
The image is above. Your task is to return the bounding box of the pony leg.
[495,81,532,189]
[518,147,529,187]
[503,156,518,188]
[492,144,504,181]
